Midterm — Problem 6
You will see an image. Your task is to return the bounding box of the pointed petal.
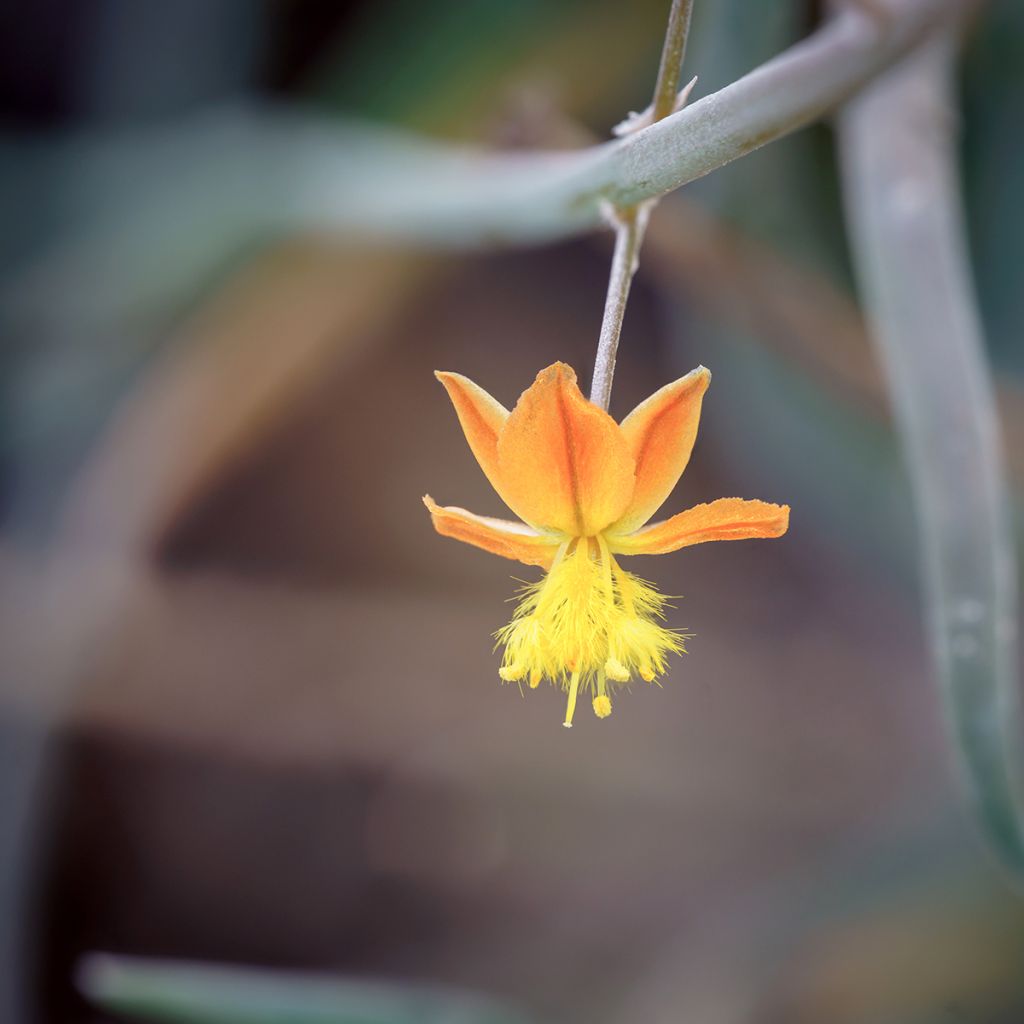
[610,498,790,555]
[423,496,561,568]
[435,371,510,501]
[496,363,635,535]
[612,367,710,533]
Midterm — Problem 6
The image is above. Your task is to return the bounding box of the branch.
[292,0,960,244]
[8,0,964,331]
[839,34,1024,881]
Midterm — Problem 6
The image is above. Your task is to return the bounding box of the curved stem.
[284,0,958,244]
[839,33,1024,881]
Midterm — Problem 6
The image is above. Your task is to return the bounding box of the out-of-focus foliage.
[81,955,535,1024]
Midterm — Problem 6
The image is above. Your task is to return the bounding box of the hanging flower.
[424,362,789,727]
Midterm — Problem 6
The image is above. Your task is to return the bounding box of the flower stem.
[589,204,649,409]
[651,0,694,122]
[589,0,692,411]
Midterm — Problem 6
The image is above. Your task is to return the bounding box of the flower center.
[495,535,687,725]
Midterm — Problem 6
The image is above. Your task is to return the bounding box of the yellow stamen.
[593,667,612,718]
[563,668,582,728]
[596,534,615,602]
[495,534,686,723]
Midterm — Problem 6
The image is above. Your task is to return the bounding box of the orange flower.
[424,362,789,727]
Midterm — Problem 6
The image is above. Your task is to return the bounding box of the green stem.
[280,0,956,243]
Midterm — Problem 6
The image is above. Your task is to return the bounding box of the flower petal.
[611,366,710,533]
[435,371,510,501]
[610,498,790,555]
[496,363,635,535]
[423,496,561,567]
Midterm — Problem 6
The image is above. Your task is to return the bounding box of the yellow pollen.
[499,665,525,682]
[604,657,630,683]
[593,694,612,719]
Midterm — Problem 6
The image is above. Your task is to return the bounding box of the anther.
[639,665,656,683]
[593,695,612,719]
[604,658,630,683]
[499,665,525,682]
[529,669,543,689]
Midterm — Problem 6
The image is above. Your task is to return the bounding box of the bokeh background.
[2,2,1024,1022]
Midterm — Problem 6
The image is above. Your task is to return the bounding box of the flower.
[424,362,789,727]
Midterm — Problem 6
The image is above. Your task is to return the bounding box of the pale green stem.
[839,34,1024,880]
[284,0,956,243]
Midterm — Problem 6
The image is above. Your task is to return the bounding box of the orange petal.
[612,367,710,533]
[609,498,790,555]
[496,363,635,535]
[423,496,561,568]
[435,371,510,501]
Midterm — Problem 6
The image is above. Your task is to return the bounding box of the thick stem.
[289,0,958,244]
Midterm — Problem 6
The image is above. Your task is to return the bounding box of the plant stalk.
[589,0,692,409]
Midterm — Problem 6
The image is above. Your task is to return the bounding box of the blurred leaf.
[79,954,538,1024]
[840,38,1024,879]
[313,0,564,130]
[308,0,669,136]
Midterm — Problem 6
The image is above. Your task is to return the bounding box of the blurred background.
[2,1,1024,1022]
